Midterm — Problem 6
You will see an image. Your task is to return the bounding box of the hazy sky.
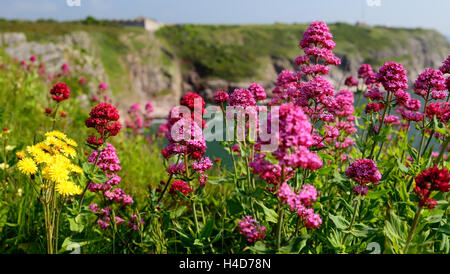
[0,0,449,36]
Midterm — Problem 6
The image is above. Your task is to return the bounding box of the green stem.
[275,204,285,251]
[404,206,422,254]
[342,198,360,245]
[192,201,200,236]
[434,135,449,166]
[78,147,101,210]
[368,94,390,159]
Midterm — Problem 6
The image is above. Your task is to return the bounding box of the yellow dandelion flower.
[69,164,83,174]
[17,157,37,176]
[44,136,67,152]
[65,137,77,147]
[56,181,82,196]
[42,155,71,184]
[45,131,77,147]
[45,130,68,141]
[16,150,25,159]
[60,144,77,158]
[27,144,52,164]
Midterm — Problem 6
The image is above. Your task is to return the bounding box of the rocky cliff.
[1,21,449,117]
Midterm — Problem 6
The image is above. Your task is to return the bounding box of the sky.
[0,0,449,36]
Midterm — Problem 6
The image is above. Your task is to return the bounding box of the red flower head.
[169,180,193,197]
[414,166,450,209]
[61,63,70,75]
[213,90,229,104]
[86,134,105,147]
[180,92,205,113]
[85,103,121,146]
[344,75,358,87]
[98,82,107,91]
[49,82,70,103]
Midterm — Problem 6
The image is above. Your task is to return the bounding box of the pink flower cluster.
[214,90,229,104]
[162,93,212,191]
[376,61,408,93]
[344,76,358,87]
[237,216,267,242]
[358,64,374,80]
[414,68,447,100]
[124,102,155,135]
[414,166,450,209]
[229,88,257,108]
[249,154,293,191]
[296,21,340,76]
[426,102,450,124]
[272,103,322,170]
[277,183,322,229]
[439,55,450,74]
[345,159,382,195]
[162,106,207,160]
[269,69,305,105]
[88,143,136,229]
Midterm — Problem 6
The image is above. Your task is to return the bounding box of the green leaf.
[200,218,214,239]
[396,157,409,173]
[247,241,271,254]
[351,223,377,238]
[433,223,450,235]
[328,213,349,231]
[68,217,84,233]
[227,198,244,216]
[255,201,278,223]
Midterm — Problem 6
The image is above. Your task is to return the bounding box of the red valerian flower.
[346,159,381,185]
[414,166,450,209]
[358,64,374,79]
[169,180,194,197]
[214,90,229,104]
[414,68,447,100]
[85,102,121,146]
[49,82,70,103]
[344,75,358,87]
[365,102,385,114]
[98,82,107,91]
[376,61,408,93]
[86,134,105,146]
[180,92,206,113]
[426,102,450,124]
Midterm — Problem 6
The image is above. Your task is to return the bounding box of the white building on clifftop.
[108,16,163,32]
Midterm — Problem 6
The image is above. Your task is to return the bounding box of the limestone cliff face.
[1,25,449,118]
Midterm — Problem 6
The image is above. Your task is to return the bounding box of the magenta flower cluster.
[272,103,322,170]
[296,21,340,76]
[124,102,155,135]
[237,216,267,242]
[414,68,447,100]
[162,93,213,192]
[277,183,322,229]
[87,143,137,229]
[249,153,293,191]
[345,159,382,195]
